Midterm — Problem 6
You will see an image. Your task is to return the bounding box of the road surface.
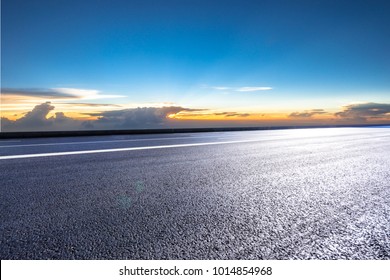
[1,127,389,259]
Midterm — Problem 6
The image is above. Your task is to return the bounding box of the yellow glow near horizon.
[167,113,177,119]
[2,94,389,126]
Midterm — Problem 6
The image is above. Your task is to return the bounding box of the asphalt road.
[1,127,390,259]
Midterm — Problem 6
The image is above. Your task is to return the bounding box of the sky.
[1,0,390,131]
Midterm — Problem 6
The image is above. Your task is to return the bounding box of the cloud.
[289,109,328,118]
[335,103,390,122]
[4,101,388,132]
[1,87,125,100]
[0,117,14,129]
[1,102,83,131]
[90,107,200,129]
[236,87,273,92]
[211,86,272,92]
[19,102,55,126]
[1,88,77,99]
[53,88,125,100]
[211,86,230,90]
[1,102,205,132]
[214,112,251,117]
[57,103,122,107]
[227,113,250,117]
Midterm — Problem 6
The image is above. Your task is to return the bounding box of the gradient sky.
[1,0,390,131]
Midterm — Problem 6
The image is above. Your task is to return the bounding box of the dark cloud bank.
[1,102,390,132]
[1,102,202,132]
[289,109,327,118]
[1,88,77,99]
[335,103,390,122]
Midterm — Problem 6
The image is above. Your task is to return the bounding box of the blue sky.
[1,0,390,131]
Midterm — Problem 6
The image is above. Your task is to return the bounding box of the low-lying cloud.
[335,103,390,122]
[289,109,328,118]
[214,112,251,117]
[2,101,390,132]
[90,107,200,129]
[1,102,84,131]
[1,102,205,132]
[289,103,390,123]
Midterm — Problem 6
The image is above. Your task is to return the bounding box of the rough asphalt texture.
[1,128,389,259]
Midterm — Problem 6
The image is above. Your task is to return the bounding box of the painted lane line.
[0,132,319,149]
[2,132,389,160]
[0,139,264,160]
[0,135,230,148]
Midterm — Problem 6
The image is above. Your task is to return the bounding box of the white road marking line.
[0,139,263,160]
[2,129,388,159]
[0,135,229,148]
